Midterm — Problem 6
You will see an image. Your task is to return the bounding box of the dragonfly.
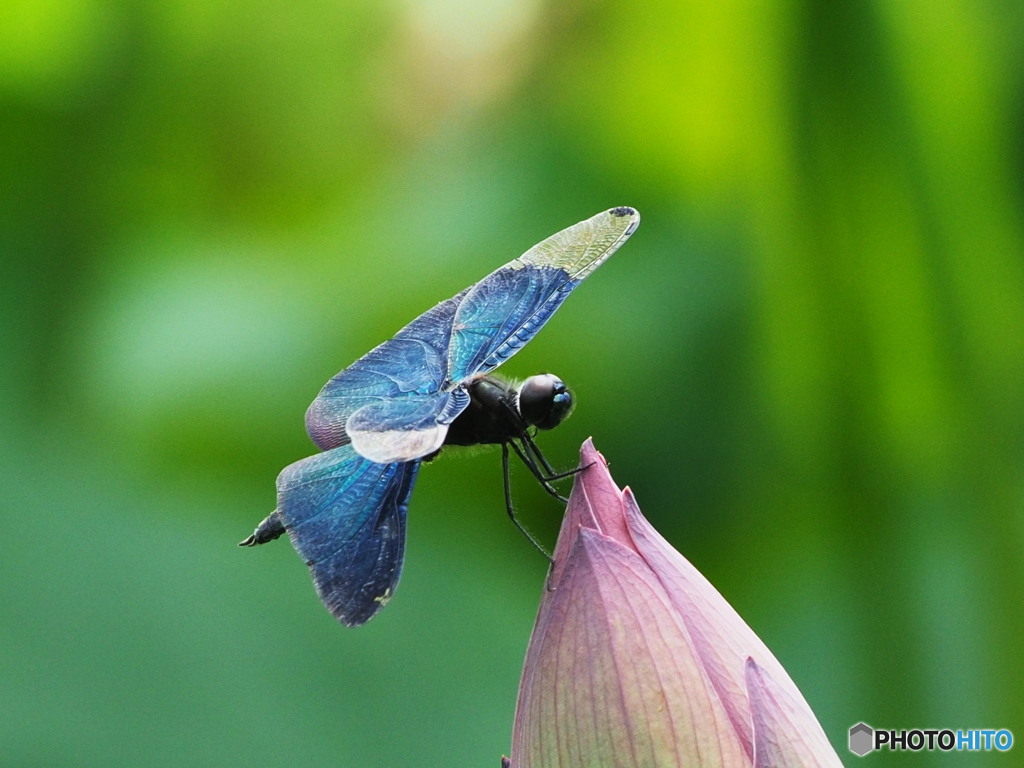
[240,206,640,626]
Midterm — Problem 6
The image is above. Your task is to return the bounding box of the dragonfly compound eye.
[519,374,574,430]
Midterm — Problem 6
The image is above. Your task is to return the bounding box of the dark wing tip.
[609,206,640,236]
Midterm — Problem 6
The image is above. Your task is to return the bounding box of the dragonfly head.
[518,374,574,431]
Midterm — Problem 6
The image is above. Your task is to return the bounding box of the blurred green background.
[2,0,1022,765]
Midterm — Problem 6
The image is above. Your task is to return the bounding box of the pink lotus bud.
[507,439,842,767]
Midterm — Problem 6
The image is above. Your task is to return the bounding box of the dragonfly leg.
[507,437,573,503]
[502,442,553,562]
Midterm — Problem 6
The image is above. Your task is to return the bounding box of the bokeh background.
[3,0,1022,765]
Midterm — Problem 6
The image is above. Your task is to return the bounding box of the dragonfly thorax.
[443,374,573,448]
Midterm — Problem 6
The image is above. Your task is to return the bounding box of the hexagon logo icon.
[849,722,874,756]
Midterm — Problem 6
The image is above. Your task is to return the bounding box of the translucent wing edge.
[348,422,449,463]
[515,206,639,280]
[447,207,640,377]
[345,388,469,462]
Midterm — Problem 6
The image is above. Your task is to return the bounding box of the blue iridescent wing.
[445,207,640,381]
[305,289,469,451]
[304,207,640,462]
[275,443,420,626]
